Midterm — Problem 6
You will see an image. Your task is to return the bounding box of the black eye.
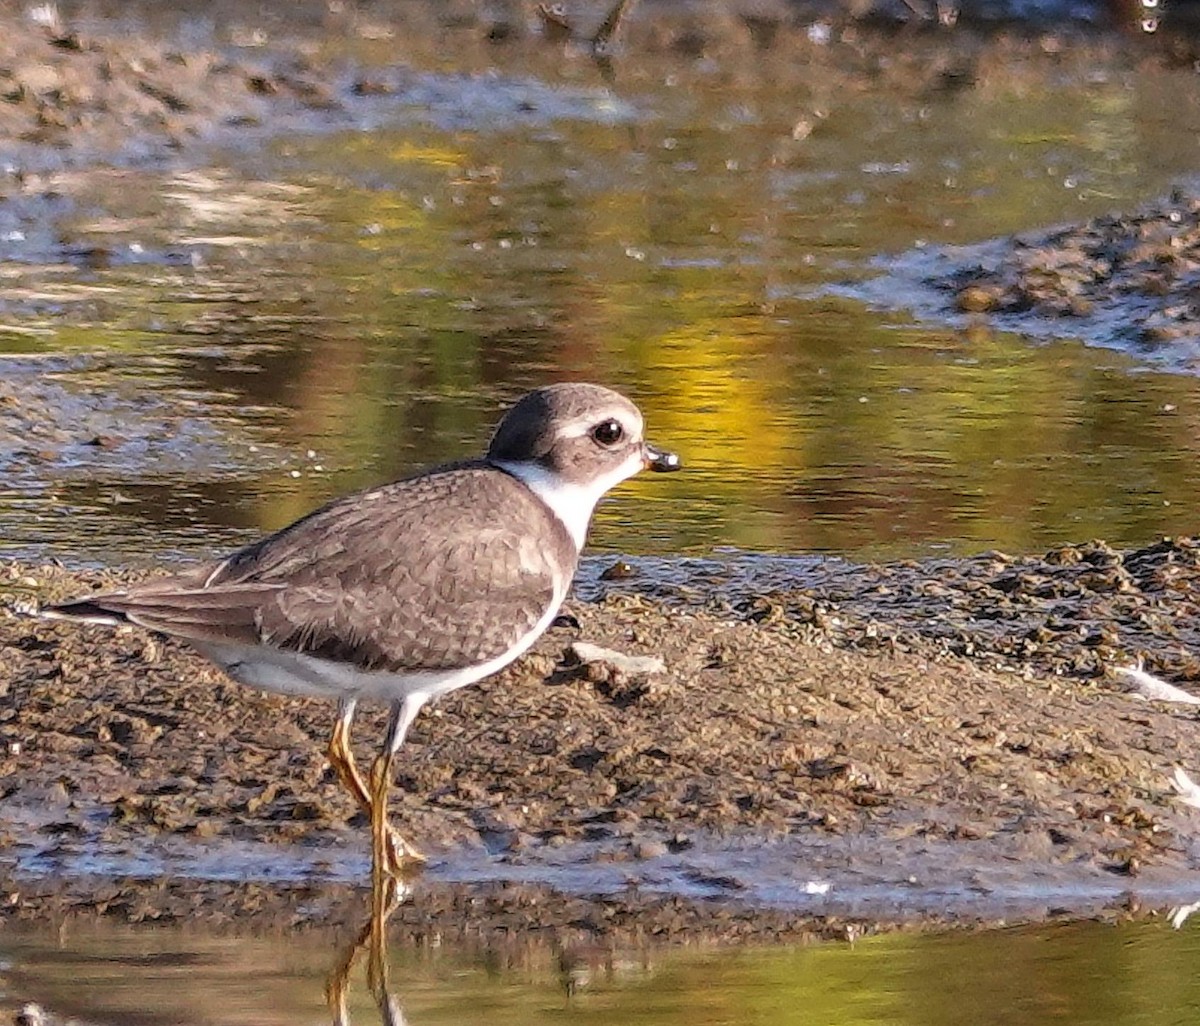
[592,419,624,446]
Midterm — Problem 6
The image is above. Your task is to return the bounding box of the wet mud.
[0,0,1185,175]
[6,541,1200,942]
[849,192,1200,373]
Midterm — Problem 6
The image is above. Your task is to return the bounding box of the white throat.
[494,458,638,550]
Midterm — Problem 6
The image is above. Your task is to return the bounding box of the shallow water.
[6,11,1200,565]
[6,914,1200,1025]
[13,818,1199,926]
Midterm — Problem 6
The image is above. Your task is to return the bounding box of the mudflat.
[4,538,1200,944]
[4,0,1200,953]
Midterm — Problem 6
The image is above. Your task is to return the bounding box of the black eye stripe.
[591,419,624,446]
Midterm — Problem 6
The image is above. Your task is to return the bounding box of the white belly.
[190,583,567,706]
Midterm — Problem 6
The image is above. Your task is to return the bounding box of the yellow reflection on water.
[9,35,1200,563]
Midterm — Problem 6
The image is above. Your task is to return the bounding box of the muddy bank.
[5,542,1200,941]
[845,192,1200,374]
[0,14,337,166]
[0,0,1190,171]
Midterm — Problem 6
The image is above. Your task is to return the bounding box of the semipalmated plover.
[42,383,680,884]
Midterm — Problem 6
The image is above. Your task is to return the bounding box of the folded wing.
[45,465,574,674]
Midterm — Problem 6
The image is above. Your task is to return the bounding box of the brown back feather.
[48,463,576,674]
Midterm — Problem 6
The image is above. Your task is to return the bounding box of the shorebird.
[42,383,680,885]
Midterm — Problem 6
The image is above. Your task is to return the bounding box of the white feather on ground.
[1170,766,1200,810]
[1114,664,1200,705]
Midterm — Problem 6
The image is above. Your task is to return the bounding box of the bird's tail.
[37,598,130,627]
[36,583,280,645]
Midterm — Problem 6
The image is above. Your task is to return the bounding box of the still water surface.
[5,20,1200,565]
[5,915,1200,1024]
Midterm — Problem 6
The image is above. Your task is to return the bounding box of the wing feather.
[46,464,576,674]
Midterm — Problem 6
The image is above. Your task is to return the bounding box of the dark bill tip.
[643,442,682,472]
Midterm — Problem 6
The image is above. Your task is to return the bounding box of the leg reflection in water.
[325,873,411,1026]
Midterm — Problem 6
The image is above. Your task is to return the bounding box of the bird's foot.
[382,825,425,877]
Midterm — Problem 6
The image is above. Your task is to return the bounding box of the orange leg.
[328,699,425,878]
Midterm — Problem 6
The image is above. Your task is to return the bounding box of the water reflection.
[326,876,409,1026]
[7,16,1200,565]
[7,908,1200,1025]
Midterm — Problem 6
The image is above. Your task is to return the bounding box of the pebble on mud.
[568,641,666,676]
